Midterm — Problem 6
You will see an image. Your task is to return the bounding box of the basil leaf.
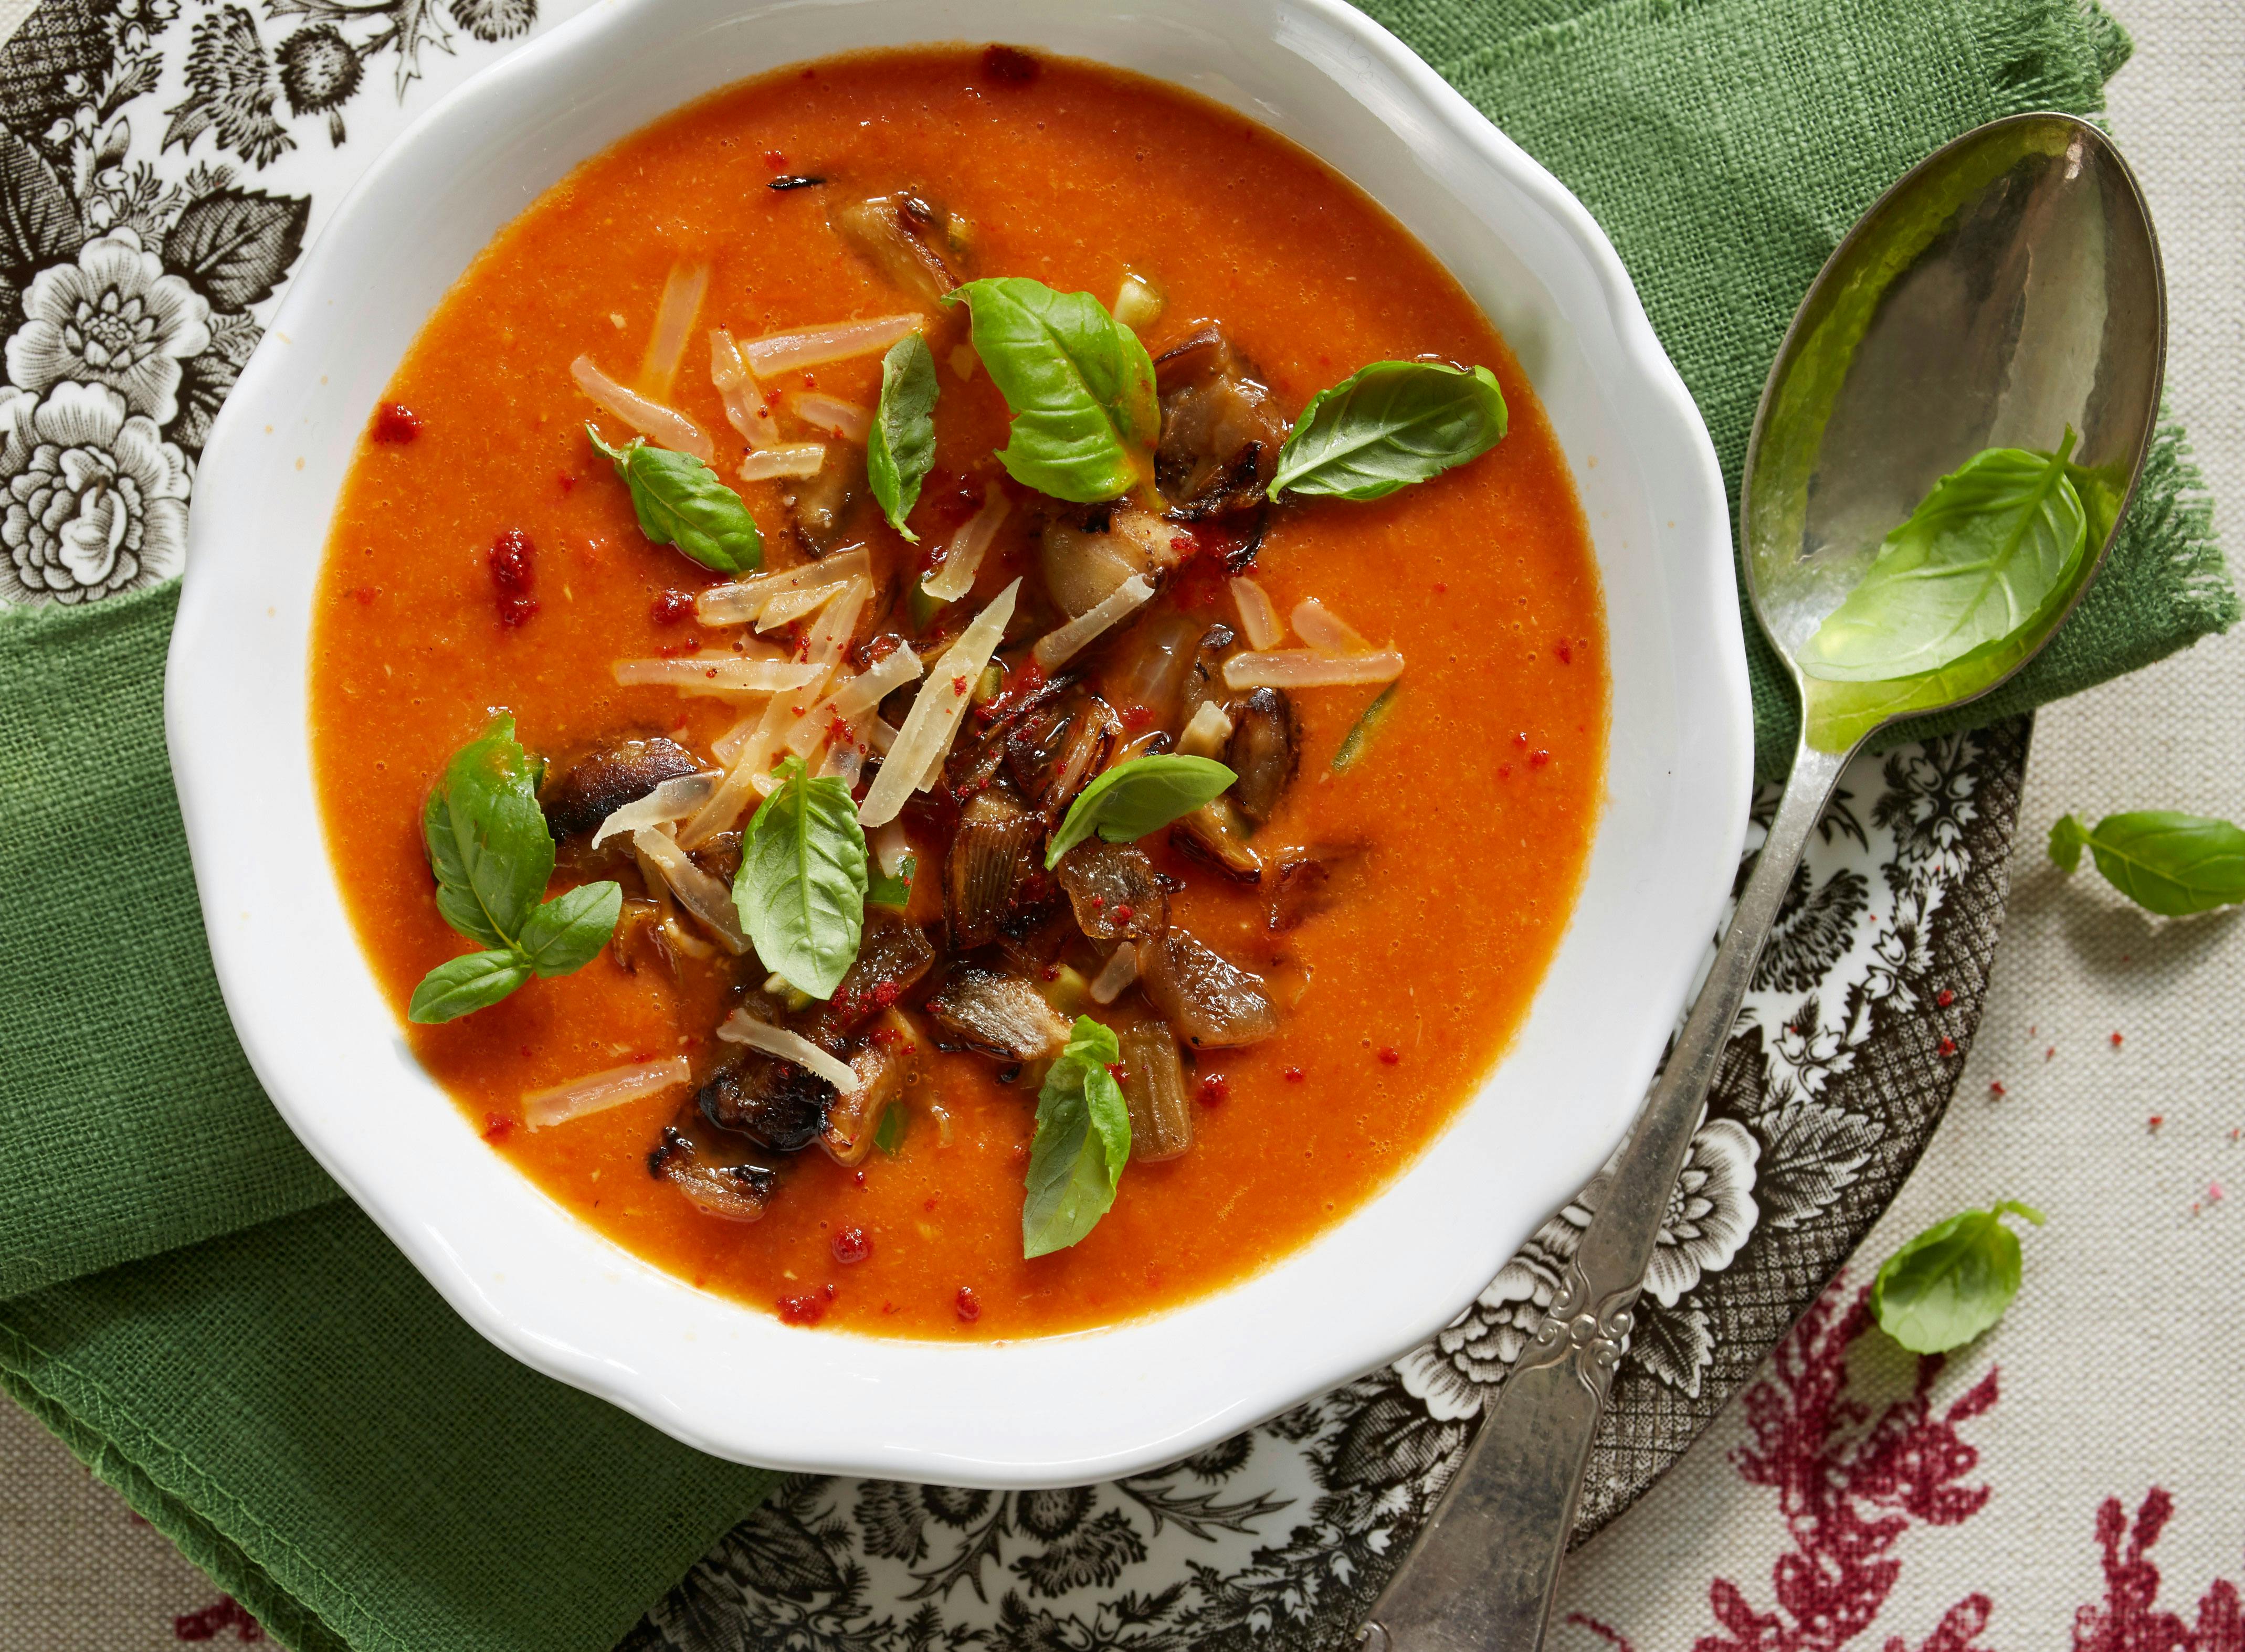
[943,277,1156,503]
[1269,361,1507,501]
[517,881,624,977]
[2049,811,2245,916]
[588,424,762,574]
[868,332,938,541]
[1022,1015,1132,1258]
[867,851,916,910]
[735,755,869,999]
[1799,435,2088,684]
[423,713,553,948]
[1045,754,1236,869]
[1871,1201,2044,1353]
[408,949,534,1024]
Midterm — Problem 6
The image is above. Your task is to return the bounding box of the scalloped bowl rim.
[166,0,1752,1486]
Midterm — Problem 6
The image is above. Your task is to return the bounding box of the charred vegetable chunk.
[1174,622,1237,738]
[793,909,939,1048]
[1137,928,1280,1047]
[820,1012,923,1166]
[925,965,1073,1064]
[1006,689,1122,817]
[1057,840,1167,940]
[1265,842,1367,932]
[1039,506,1184,619]
[1154,327,1288,517]
[1169,796,1262,883]
[831,189,972,307]
[946,786,1042,949]
[649,1113,778,1222]
[783,446,862,556]
[1117,1022,1192,1162]
[1225,687,1299,824]
[543,736,700,840]
[696,1046,835,1152]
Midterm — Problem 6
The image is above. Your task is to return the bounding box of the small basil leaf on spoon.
[868,331,939,541]
[2049,810,2245,916]
[1799,431,2086,684]
[735,755,869,999]
[943,277,1157,503]
[1023,1015,1133,1258]
[1269,360,1508,501]
[1871,1200,2044,1353]
[1045,754,1237,869]
[587,423,763,574]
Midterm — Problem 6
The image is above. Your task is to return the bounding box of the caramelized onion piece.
[1225,687,1300,825]
[1153,326,1286,516]
[820,1012,923,1166]
[1040,507,1184,619]
[649,1110,777,1222]
[1266,842,1368,933]
[784,446,863,554]
[697,1036,837,1151]
[1117,1022,1192,1161]
[1175,622,1237,737]
[1102,609,1202,725]
[1057,840,1167,941]
[792,910,938,1049]
[924,966,1073,1064]
[543,736,702,840]
[1005,689,1123,818]
[633,827,751,952]
[946,787,1040,949]
[1169,796,1262,884]
[1137,929,1280,1049]
[831,190,971,307]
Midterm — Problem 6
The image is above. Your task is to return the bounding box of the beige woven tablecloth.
[5,0,2239,1644]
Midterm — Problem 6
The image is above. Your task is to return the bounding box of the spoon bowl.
[1742,111,2165,749]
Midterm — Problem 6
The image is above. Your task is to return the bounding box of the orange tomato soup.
[310,47,1606,1338]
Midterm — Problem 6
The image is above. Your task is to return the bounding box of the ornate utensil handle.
[1358,741,1852,1652]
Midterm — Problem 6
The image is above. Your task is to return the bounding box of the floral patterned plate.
[0,0,2020,1640]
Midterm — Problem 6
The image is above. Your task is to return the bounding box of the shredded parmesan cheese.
[872,820,914,878]
[859,580,1021,828]
[639,261,709,400]
[1176,700,1234,759]
[524,1057,690,1131]
[920,489,1009,603]
[697,548,869,626]
[572,355,712,463]
[743,314,922,377]
[782,644,924,757]
[819,743,865,789]
[1231,576,1285,649]
[590,771,720,848]
[1292,597,1376,656]
[709,329,782,448]
[1033,573,1154,671]
[755,580,851,632]
[785,390,871,445]
[632,827,749,952]
[716,1009,859,1090]
[612,656,821,696]
[739,443,826,482]
[1223,649,1406,690]
[863,716,899,756]
[1089,943,1140,1005]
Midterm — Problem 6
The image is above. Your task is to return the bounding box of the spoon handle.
[1358,740,1852,1652]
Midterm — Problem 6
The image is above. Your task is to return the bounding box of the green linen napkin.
[0,1,2228,1649]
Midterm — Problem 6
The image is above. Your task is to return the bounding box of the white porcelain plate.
[166,0,1751,1486]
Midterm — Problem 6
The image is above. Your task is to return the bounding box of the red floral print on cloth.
[2074,1491,2244,1652]
[173,1595,262,1640]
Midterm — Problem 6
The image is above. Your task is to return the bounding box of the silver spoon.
[1358,110,2164,1652]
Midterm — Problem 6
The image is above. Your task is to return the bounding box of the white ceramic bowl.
[168,0,1751,1486]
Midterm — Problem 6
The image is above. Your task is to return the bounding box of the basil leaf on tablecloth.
[1046,754,1236,867]
[735,755,868,999]
[588,424,762,574]
[408,949,535,1024]
[516,880,625,977]
[1022,1015,1132,1258]
[1269,360,1508,501]
[1871,1200,2044,1353]
[2049,810,2245,915]
[943,277,1157,502]
[868,331,939,540]
[1800,433,2088,683]
[423,713,552,947]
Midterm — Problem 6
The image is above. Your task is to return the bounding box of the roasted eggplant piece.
[793,909,939,1049]
[1170,796,1263,883]
[1265,842,1367,933]
[819,1011,923,1166]
[1174,622,1236,738]
[925,966,1073,1064]
[1117,1022,1193,1162]
[542,736,701,840]
[649,1110,779,1223]
[1056,840,1167,941]
[1154,327,1288,516]
[1006,689,1122,817]
[695,1045,835,1152]
[687,827,744,887]
[1039,506,1185,618]
[946,786,1041,949]
[1137,928,1280,1048]
[831,189,971,306]
[1225,687,1300,825]
[784,447,862,555]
